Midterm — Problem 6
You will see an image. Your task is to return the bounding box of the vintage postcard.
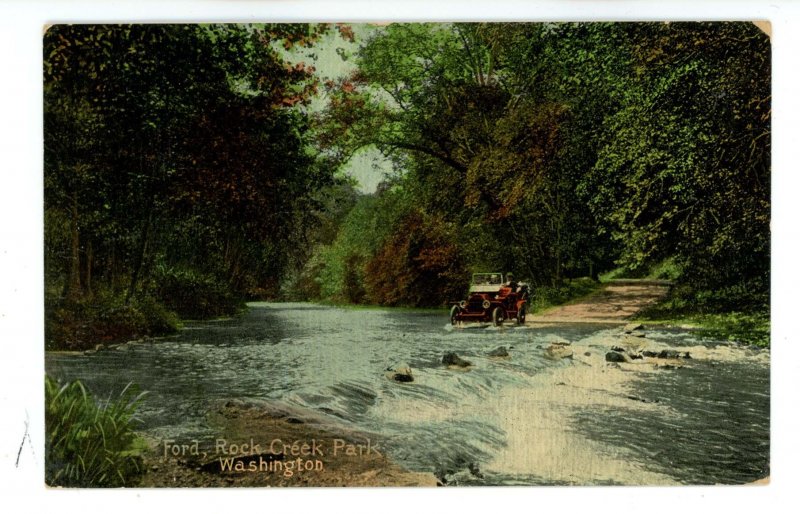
[42,21,770,488]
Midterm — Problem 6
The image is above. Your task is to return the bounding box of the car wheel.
[492,306,505,326]
[450,305,461,325]
[516,305,526,325]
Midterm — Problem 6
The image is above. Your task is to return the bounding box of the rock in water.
[385,363,414,382]
[623,323,644,334]
[442,352,472,367]
[605,351,627,363]
[545,343,574,360]
[487,346,509,358]
[658,349,681,359]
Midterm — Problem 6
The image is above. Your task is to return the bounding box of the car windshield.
[473,273,503,285]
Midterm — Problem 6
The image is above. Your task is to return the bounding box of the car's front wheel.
[450,305,461,326]
[492,306,505,326]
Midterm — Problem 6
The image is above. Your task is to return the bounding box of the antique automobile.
[450,273,529,326]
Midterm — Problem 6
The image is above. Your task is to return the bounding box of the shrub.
[528,278,600,313]
[45,375,147,487]
[45,295,179,350]
[152,265,242,318]
[133,296,181,334]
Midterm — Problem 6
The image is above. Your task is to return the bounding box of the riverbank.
[633,308,770,348]
[527,279,769,347]
[138,399,438,487]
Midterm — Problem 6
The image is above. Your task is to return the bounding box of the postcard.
[41,21,770,488]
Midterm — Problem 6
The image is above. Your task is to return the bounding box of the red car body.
[450,273,529,326]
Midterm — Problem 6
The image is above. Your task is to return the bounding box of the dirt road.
[527,279,671,324]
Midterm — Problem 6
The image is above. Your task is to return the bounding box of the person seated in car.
[506,273,518,293]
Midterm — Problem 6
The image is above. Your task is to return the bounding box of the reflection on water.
[45,302,769,485]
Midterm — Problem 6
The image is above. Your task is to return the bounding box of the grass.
[635,309,770,348]
[45,375,148,487]
[634,292,770,348]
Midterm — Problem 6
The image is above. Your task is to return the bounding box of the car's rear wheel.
[492,306,505,326]
[450,305,461,325]
[516,305,526,325]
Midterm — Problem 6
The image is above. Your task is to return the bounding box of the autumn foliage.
[365,211,468,307]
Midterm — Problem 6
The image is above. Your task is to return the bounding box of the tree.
[44,24,338,311]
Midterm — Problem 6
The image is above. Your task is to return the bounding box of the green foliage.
[527,278,602,313]
[636,291,770,347]
[44,24,338,316]
[45,375,147,487]
[45,294,180,351]
[314,186,413,302]
[133,296,182,334]
[584,23,769,308]
[317,22,769,314]
[44,22,771,323]
[152,265,243,319]
[691,313,770,348]
[600,259,682,282]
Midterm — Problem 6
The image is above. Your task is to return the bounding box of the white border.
[1,1,798,513]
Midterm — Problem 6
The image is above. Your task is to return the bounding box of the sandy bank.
[138,399,438,487]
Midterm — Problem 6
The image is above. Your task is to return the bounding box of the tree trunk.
[65,191,82,301]
[126,210,153,303]
[84,240,93,299]
[109,244,118,293]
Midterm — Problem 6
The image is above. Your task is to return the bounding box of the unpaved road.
[527,279,671,324]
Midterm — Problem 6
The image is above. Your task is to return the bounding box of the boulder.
[487,346,509,358]
[657,350,681,359]
[545,344,574,360]
[605,351,627,363]
[442,352,472,367]
[623,323,644,334]
[642,350,658,358]
[385,363,414,382]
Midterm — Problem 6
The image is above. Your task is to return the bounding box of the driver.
[506,273,518,293]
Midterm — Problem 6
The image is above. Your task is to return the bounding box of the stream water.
[45,302,770,485]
